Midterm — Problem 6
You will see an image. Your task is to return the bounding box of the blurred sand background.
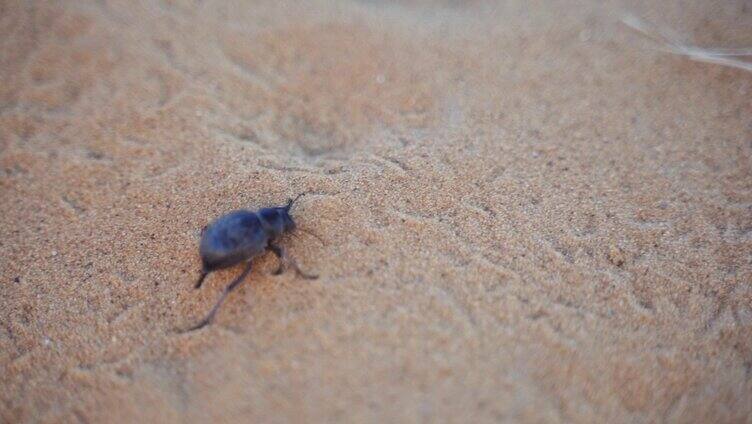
[1,0,751,422]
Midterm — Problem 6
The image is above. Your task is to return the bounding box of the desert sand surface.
[1,0,751,422]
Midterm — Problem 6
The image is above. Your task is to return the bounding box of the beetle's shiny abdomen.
[199,210,267,271]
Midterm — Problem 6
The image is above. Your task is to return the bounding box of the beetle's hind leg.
[268,243,318,279]
[187,261,253,331]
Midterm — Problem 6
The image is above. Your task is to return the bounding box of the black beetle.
[188,194,316,330]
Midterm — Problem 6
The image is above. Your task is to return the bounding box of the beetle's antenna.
[285,193,306,212]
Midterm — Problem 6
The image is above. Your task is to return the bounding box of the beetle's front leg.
[267,243,286,275]
[267,242,317,279]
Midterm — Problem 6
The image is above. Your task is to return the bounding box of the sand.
[1,0,751,422]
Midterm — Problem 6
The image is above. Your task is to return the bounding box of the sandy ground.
[1,0,751,422]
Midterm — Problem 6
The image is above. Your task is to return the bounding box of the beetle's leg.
[267,243,286,275]
[194,269,209,289]
[188,261,253,331]
[268,242,318,280]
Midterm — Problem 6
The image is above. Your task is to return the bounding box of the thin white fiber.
[622,13,752,72]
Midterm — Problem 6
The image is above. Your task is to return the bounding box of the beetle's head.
[258,194,305,238]
[280,193,305,232]
[280,208,296,232]
[258,207,291,238]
